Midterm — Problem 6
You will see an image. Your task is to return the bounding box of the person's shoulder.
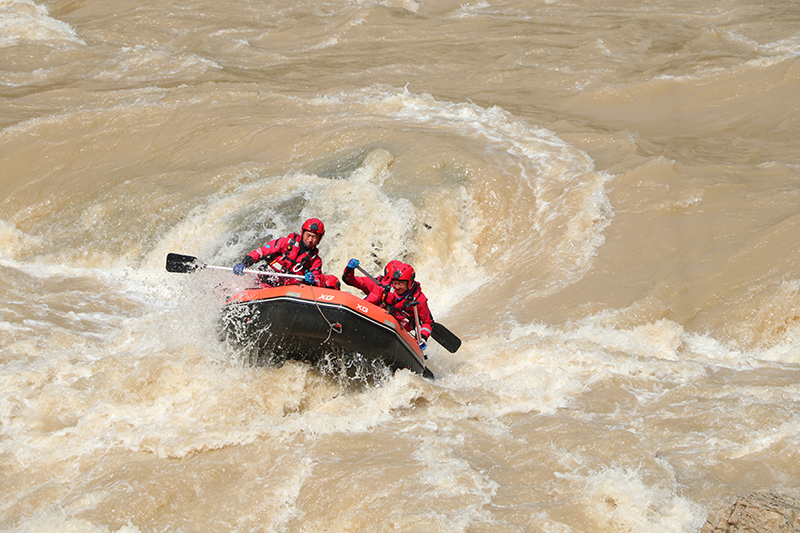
[267,234,290,249]
[367,282,384,296]
[414,283,429,300]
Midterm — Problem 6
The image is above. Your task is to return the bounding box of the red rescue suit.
[365,281,433,341]
[342,269,390,296]
[241,232,323,286]
[342,259,402,295]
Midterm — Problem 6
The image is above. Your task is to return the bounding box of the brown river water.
[2,0,800,531]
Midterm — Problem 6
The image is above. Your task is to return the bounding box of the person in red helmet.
[233,218,325,287]
[364,262,433,350]
[321,274,341,290]
[342,258,402,296]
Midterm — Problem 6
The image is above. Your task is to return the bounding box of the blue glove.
[304,271,316,284]
[347,258,359,269]
[418,339,426,351]
[233,263,246,275]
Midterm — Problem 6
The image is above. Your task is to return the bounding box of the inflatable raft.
[220,284,434,379]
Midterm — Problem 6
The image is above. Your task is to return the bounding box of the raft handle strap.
[308,284,342,343]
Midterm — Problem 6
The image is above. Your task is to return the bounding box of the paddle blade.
[166,253,203,273]
[431,322,461,353]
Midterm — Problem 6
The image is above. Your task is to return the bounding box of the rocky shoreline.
[701,490,800,533]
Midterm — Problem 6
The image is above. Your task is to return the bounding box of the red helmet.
[323,274,340,290]
[391,263,415,282]
[383,260,403,278]
[301,218,325,238]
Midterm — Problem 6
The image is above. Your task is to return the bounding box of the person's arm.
[247,236,285,264]
[342,265,358,285]
[343,272,376,294]
[364,283,384,305]
[415,295,434,341]
[306,255,324,286]
[343,259,385,295]
[234,236,284,274]
[342,259,369,293]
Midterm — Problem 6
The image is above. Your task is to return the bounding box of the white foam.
[0,0,84,48]
[0,219,43,260]
[581,467,706,533]
[5,512,141,533]
[94,46,222,82]
[302,86,612,299]
[726,418,800,460]
[144,149,485,316]
[725,29,800,58]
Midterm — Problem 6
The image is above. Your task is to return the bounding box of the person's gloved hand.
[304,271,316,285]
[347,258,359,269]
[233,263,246,275]
[418,339,426,351]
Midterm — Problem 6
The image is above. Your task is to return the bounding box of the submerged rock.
[701,490,800,533]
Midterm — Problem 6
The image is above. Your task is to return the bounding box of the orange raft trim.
[222,284,430,375]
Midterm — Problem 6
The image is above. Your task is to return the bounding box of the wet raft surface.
[220,285,431,377]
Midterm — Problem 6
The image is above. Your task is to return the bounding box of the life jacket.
[252,233,321,286]
[380,282,422,330]
[264,233,319,275]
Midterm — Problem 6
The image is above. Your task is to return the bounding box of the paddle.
[354,264,461,353]
[430,322,461,353]
[165,253,304,279]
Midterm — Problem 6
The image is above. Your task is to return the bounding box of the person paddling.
[233,218,325,287]
[342,258,402,295]
[364,263,433,351]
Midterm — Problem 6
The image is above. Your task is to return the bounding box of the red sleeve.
[308,255,323,285]
[414,293,434,340]
[342,268,378,295]
[247,235,287,263]
[364,283,384,305]
[342,267,358,287]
